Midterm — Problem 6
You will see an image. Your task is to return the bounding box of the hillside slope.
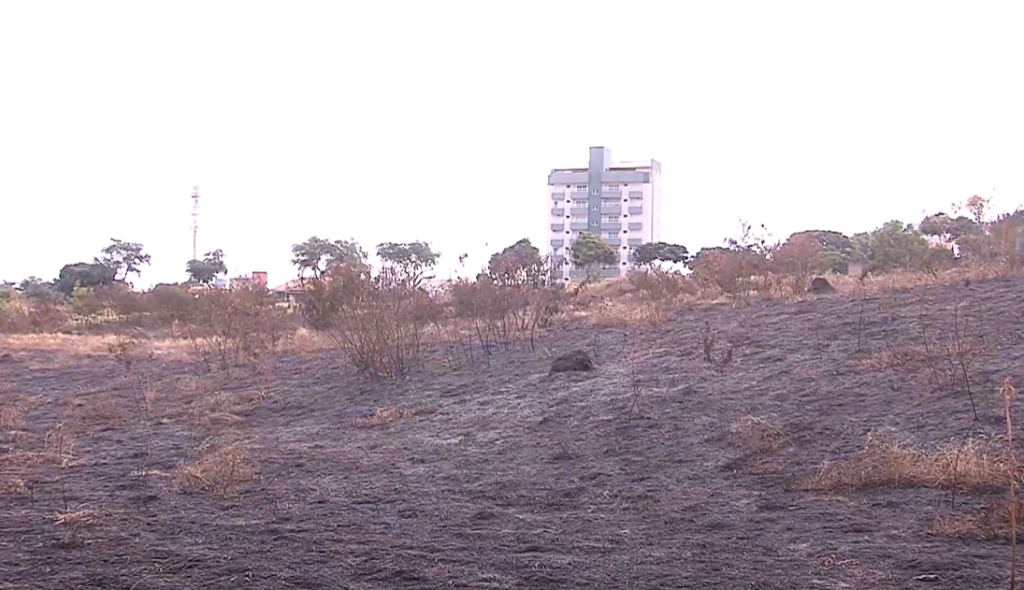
[3,276,1024,588]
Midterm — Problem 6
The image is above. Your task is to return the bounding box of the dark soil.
[3,276,1024,589]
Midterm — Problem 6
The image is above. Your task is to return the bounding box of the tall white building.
[547,146,662,282]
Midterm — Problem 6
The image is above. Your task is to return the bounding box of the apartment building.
[547,146,662,282]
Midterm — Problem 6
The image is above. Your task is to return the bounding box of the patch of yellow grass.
[173,442,258,497]
[0,333,190,358]
[804,434,1006,491]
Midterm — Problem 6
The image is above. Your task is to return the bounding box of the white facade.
[546,148,662,282]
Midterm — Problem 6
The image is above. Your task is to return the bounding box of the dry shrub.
[804,434,1005,491]
[627,268,690,324]
[447,277,563,353]
[178,285,293,372]
[303,265,437,379]
[174,442,257,497]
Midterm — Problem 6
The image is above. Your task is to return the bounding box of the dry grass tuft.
[729,415,792,452]
[174,442,258,497]
[43,422,76,467]
[358,405,404,428]
[0,399,25,431]
[857,342,932,371]
[935,498,1024,541]
[804,434,1006,491]
[0,475,28,494]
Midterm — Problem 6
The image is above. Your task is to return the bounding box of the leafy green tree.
[376,241,440,288]
[570,232,618,282]
[55,262,117,296]
[98,238,151,282]
[487,238,546,287]
[291,236,368,280]
[855,221,941,274]
[918,213,981,243]
[631,242,690,268]
[186,249,228,286]
[783,230,854,274]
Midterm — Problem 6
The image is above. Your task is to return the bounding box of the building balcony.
[551,192,565,201]
[550,223,565,232]
[628,190,643,198]
[569,207,589,216]
[605,237,622,247]
[550,238,564,248]
[628,237,643,246]
[628,222,643,231]
[601,222,622,231]
[601,191,622,200]
[628,205,643,215]
[569,221,589,231]
[551,208,565,217]
[601,204,621,215]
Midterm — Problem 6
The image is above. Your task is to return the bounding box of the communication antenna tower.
[191,186,200,261]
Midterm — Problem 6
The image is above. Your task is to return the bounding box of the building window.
[604,184,620,191]
[604,231,618,239]
[575,184,587,190]
[622,230,628,234]
[603,215,618,223]
[572,200,586,207]
[565,230,570,234]
[591,189,599,195]
[622,198,628,203]
[621,261,627,265]
[590,204,599,211]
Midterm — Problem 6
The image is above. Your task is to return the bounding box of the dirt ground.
[3,276,1024,589]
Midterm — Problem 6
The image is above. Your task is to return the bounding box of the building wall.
[547,147,662,281]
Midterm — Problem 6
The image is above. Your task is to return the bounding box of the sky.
[1,1,1022,288]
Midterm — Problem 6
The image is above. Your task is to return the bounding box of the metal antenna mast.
[191,186,200,261]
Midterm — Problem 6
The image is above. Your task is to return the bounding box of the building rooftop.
[550,160,655,174]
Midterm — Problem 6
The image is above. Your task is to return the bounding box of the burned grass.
[3,275,1024,588]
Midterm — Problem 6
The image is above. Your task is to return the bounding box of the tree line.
[3,194,1022,306]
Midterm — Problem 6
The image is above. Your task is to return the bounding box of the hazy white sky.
[2,1,1022,288]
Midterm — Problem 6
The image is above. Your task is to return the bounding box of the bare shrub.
[178,285,292,372]
[627,268,686,325]
[448,276,563,354]
[303,264,434,379]
[173,442,257,497]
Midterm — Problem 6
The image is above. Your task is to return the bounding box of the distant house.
[270,279,312,305]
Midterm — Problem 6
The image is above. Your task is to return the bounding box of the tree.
[55,262,117,296]
[855,221,940,274]
[98,238,151,282]
[784,230,854,274]
[919,213,981,244]
[16,276,62,304]
[487,238,546,287]
[291,236,367,280]
[186,249,228,286]
[376,241,440,288]
[631,242,690,268]
[569,232,618,282]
